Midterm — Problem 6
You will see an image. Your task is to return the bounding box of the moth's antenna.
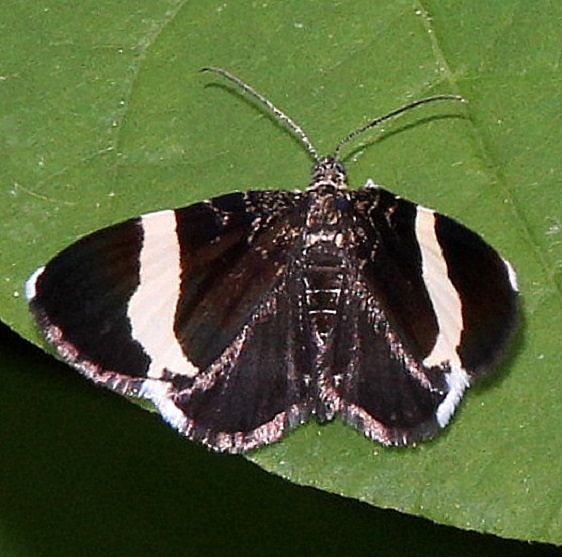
[201,66,320,162]
[333,94,466,159]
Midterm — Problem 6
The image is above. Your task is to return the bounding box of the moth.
[27,68,518,452]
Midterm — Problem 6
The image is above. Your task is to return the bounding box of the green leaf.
[1,0,560,548]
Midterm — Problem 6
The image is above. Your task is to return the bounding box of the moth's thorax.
[303,158,354,254]
[304,188,351,231]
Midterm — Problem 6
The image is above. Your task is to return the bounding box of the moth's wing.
[326,185,518,446]
[27,191,314,452]
[328,292,448,445]
[169,273,315,452]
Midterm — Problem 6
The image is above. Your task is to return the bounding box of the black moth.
[27,67,518,453]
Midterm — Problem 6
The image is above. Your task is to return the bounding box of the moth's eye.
[334,197,351,212]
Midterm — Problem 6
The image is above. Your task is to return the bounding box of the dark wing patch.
[435,214,519,374]
[173,275,315,452]
[28,218,151,377]
[351,187,440,363]
[174,191,303,371]
[321,286,446,446]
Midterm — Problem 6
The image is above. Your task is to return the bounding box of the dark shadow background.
[0,322,558,557]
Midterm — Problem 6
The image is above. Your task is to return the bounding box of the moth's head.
[308,156,348,191]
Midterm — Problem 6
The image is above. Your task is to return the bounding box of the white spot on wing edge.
[436,365,470,427]
[127,210,199,379]
[25,266,45,301]
[503,257,519,292]
[415,207,463,370]
[138,379,188,431]
[363,178,382,189]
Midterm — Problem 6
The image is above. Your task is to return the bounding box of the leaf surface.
[1,0,560,546]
